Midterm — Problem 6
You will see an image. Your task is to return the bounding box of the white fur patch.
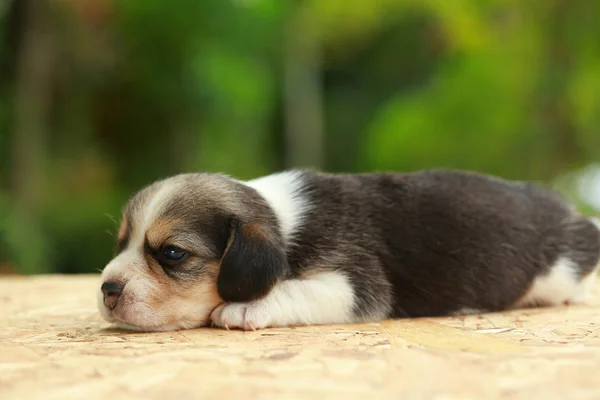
[244,170,311,245]
[210,270,356,330]
[135,179,180,246]
[514,256,598,308]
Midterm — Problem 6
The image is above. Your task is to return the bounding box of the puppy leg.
[513,216,600,309]
[512,257,597,309]
[564,265,599,305]
[210,271,356,330]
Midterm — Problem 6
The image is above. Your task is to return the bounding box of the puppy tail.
[590,217,600,233]
[564,215,600,279]
[591,216,600,270]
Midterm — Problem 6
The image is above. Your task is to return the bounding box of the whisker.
[103,213,118,225]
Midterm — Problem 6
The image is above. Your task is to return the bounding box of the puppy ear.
[216,219,290,302]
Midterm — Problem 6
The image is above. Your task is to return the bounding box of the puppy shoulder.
[243,170,314,244]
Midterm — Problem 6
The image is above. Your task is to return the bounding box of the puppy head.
[97,173,289,332]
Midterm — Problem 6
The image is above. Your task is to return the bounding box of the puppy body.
[98,169,600,331]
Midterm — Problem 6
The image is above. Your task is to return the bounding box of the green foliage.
[364,49,534,176]
[0,0,599,274]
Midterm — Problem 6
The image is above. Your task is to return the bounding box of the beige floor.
[1,274,600,400]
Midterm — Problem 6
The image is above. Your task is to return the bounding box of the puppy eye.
[157,245,188,266]
[163,246,186,260]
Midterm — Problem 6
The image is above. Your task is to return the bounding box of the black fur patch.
[282,169,600,319]
[217,219,291,302]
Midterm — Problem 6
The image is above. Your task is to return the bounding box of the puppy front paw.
[210,301,272,331]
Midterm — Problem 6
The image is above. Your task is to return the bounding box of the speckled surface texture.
[2,274,600,399]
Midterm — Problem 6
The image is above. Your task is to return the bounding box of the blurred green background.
[1,0,599,275]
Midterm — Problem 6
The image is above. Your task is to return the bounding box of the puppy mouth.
[96,292,144,328]
[96,290,116,322]
[99,297,220,331]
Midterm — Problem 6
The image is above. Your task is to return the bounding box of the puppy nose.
[101,281,123,309]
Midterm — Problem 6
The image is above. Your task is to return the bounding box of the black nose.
[101,281,123,309]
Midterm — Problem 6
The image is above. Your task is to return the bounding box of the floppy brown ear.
[216,219,290,302]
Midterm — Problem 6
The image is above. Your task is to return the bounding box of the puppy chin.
[109,317,210,332]
[113,321,179,333]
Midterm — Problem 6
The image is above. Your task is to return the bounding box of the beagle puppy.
[97,169,600,331]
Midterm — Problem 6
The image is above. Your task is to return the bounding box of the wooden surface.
[2,274,600,399]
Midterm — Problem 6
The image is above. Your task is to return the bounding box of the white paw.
[210,301,272,331]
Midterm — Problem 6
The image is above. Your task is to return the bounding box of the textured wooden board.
[1,274,600,400]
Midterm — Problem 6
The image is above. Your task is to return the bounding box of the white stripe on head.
[131,178,181,248]
[244,170,311,246]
